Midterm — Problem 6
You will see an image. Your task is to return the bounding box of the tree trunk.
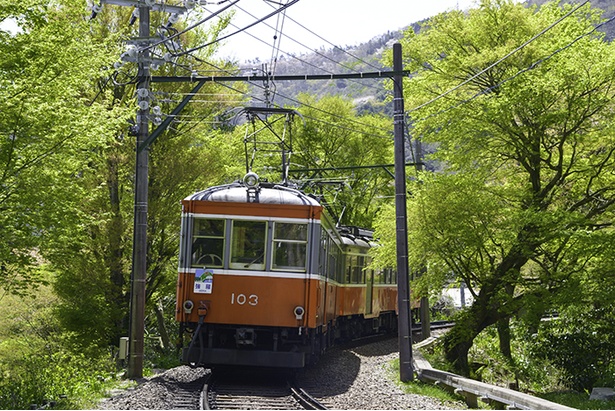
[497,317,512,361]
[154,299,171,350]
[106,148,127,342]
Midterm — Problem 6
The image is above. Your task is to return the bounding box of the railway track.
[203,370,326,410]
[158,323,455,410]
[168,373,212,410]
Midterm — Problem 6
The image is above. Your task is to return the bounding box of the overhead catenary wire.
[202,4,384,96]
[232,3,370,74]
[156,58,394,140]
[174,0,300,57]
[259,0,383,71]
[156,52,395,138]
[267,0,288,75]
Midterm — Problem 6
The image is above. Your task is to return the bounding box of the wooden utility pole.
[393,42,413,382]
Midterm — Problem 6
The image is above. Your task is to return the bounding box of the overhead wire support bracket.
[150,70,411,83]
[139,80,206,152]
[100,0,187,14]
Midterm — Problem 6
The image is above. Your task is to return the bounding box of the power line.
[142,0,240,53]
[174,0,300,57]
[205,3,384,95]
[412,7,615,124]
[407,0,590,114]
[259,0,382,71]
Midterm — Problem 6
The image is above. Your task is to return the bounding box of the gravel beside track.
[98,338,465,410]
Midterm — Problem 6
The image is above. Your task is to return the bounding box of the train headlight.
[183,300,194,314]
[243,172,259,188]
[294,306,305,320]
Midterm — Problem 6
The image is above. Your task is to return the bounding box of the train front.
[175,173,323,368]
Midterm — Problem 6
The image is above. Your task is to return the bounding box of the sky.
[212,0,478,62]
[0,0,478,62]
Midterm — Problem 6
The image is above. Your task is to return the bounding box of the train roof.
[185,181,321,207]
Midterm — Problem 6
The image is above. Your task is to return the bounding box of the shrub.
[0,347,117,409]
[528,307,615,392]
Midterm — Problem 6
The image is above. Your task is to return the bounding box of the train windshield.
[231,220,267,270]
[191,218,225,267]
[272,222,307,271]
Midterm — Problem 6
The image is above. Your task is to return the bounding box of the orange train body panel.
[176,180,402,368]
[176,272,326,328]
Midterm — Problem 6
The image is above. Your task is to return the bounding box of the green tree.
[377,0,615,374]
[291,94,394,228]
[0,0,126,299]
[44,3,246,348]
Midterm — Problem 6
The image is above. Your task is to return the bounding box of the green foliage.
[0,278,118,409]
[539,391,615,410]
[0,349,117,409]
[376,0,615,372]
[528,309,615,392]
[0,0,125,298]
[289,94,394,227]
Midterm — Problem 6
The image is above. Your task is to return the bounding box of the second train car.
[175,173,399,368]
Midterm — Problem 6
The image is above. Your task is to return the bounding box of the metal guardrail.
[412,338,575,410]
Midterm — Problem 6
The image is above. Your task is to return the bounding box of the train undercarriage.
[180,311,398,368]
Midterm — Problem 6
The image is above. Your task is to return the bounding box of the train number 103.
[230,293,258,306]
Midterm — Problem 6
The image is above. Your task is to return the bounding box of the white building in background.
[443,283,475,309]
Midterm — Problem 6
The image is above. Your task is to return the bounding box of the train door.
[365,268,374,315]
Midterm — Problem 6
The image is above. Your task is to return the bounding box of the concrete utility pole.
[393,42,413,382]
[127,3,151,380]
[96,0,186,379]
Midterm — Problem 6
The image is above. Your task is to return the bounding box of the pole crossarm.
[290,162,422,174]
[150,70,411,83]
[100,0,187,14]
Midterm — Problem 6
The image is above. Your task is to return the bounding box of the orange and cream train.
[175,173,399,368]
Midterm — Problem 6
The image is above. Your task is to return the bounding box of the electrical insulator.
[137,88,149,99]
[167,13,180,26]
[163,52,173,62]
[152,106,162,116]
[183,0,195,9]
[138,100,149,110]
[126,45,138,59]
[129,8,138,25]
[153,117,162,125]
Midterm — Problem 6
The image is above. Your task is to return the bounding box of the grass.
[539,391,615,410]
[388,358,468,408]
[403,326,615,410]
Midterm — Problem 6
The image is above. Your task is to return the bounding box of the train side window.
[357,256,365,283]
[191,218,225,267]
[375,269,385,284]
[319,229,328,277]
[272,222,307,271]
[328,244,338,282]
[336,248,344,283]
[230,220,267,270]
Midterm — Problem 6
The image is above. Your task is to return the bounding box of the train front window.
[273,222,307,271]
[231,220,267,270]
[191,219,225,267]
